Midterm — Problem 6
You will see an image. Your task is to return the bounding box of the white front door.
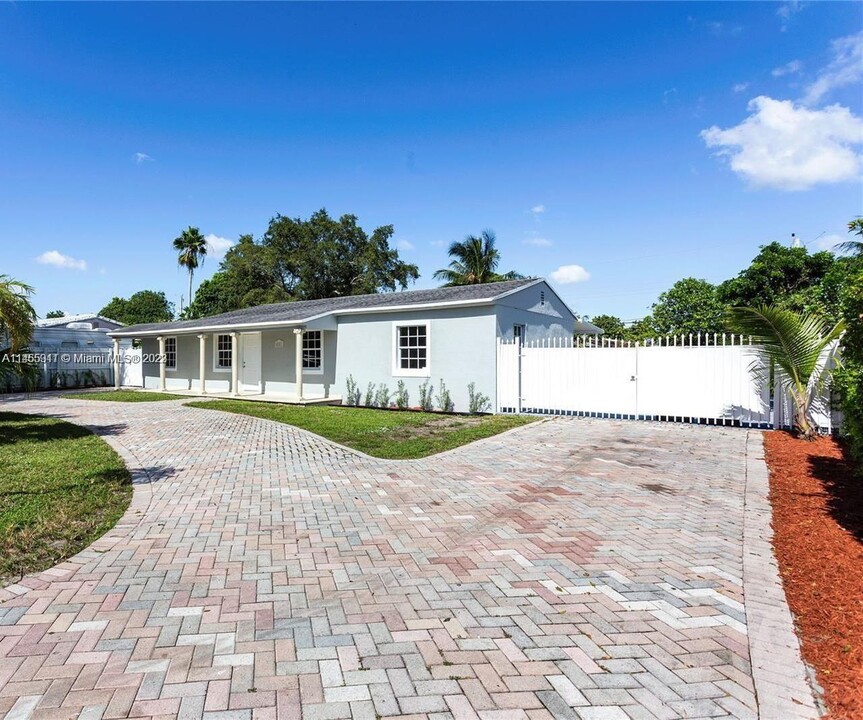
[240,332,262,393]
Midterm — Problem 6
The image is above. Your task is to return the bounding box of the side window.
[394,324,429,375]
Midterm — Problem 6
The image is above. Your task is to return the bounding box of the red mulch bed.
[764,430,863,720]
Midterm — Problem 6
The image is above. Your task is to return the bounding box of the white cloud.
[662,88,679,105]
[772,59,802,77]
[803,31,863,106]
[777,1,803,31]
[530,204,546,214]
[396,239,415,251]
[550,264,590,284]
[523,237,552,247]
[700,96,863,190]
[732,82,750,94]
[204,234,234,258]
[430,239,446,248]
[133,152,153,165]
[36,250,87,271]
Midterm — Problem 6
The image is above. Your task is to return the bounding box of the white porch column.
[112,337,121,389]
[230,332,239,397]
[198,334,207,395]
[157,336,167,391]
[293,328,304,401]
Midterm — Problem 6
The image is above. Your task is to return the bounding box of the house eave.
[107,294,516,338]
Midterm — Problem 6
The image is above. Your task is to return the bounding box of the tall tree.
[433,230,523,286]
[100,291,174,326]
[173,227,208,308]
[651,278,727,336]
[587,314,628,338]
[718,242,835,312]
[262,210,418,298]
[185,211,419,317]
[0,275,37,351]
[728,305,844,440]
[45,310,65,319]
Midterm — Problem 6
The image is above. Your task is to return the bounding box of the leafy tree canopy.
[652,278,726,336]
[717,242,836,314]
[45,310,65,319]
[100,291,174,326]
[587,314,628,338]
[184,210,418,319]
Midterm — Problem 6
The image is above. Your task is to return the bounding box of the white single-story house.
[36,313,125,331]
[108,278,596,412]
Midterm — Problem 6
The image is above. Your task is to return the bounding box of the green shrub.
[467,382,491,414]
[436,379,454,413]
[418,380,434,411]
[374,384,391,408]
[837,263,863,470]
[363,383,376,408]
[345,375,361,406]
[395,380,409,410]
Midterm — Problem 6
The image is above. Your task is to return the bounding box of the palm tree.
[728,305,845,440]
[432,230,524,286]
[835,217,863,256]
[0,275,36,351]
[173,227,208,308]
[0,275,38,389]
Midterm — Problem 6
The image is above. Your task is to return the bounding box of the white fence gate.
[497,335,840,431]
[119,347,143,387]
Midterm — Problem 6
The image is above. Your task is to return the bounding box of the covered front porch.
[113,324,338,404]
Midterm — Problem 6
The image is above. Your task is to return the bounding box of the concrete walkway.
[0,396,819,720]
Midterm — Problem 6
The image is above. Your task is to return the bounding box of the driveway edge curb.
[743,430,822,719]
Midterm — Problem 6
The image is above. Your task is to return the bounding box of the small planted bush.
[345,375,362,406]
[468,382,491,414]
[418,379,434,412]
[374,384,391,408]
[395,380,409,410]
[436,379,454,413]
[364,382,376,408]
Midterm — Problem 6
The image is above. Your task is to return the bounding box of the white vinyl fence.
[497,335,840,432]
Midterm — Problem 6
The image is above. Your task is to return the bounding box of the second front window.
[302,330,322,372]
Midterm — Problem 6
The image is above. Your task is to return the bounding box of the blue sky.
[1,2,861,321]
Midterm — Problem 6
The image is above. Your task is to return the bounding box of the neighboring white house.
[108,278,589,412]
[36,313,125,331]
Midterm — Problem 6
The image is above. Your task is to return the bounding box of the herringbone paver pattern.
[0,396,814,719]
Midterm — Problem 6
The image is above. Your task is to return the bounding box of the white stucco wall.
[333,306,497,413]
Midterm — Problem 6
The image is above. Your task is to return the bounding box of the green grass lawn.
[0,412,132,586]
[186,400,537,459]
[65,390,181,402]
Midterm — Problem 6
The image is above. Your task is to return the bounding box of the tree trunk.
[792,391,817,440]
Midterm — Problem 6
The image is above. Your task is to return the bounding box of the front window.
[302,331,322,371]
[165,337,177,369]
[216,334,232,369]
[397,325,428,371]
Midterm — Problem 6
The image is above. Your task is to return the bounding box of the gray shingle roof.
[110,278,542,336]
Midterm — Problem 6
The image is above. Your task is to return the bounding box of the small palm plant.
[728,305,845,440]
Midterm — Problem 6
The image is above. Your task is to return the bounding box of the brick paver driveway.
[0,396,817,720]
